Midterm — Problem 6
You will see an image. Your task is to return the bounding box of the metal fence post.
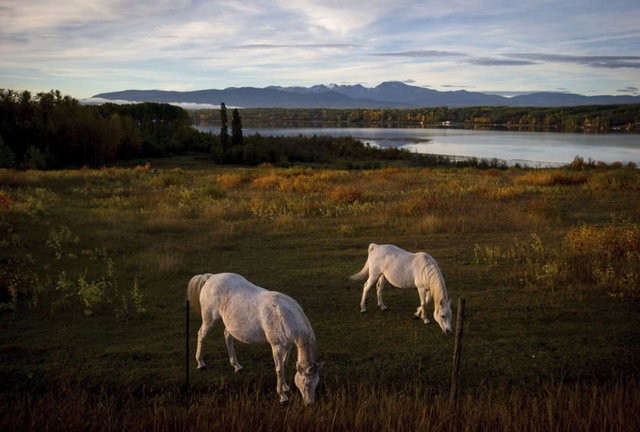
[184,298,190,400]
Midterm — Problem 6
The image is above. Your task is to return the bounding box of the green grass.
[1,161,639,430]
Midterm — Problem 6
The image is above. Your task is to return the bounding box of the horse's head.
[434,297,453,335]
[294,362,322,405]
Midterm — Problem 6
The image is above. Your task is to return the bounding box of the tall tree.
[231,108,243,147]
[219,102,229,150]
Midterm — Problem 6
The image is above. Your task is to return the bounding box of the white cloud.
[1,0,639,97]
[275,0,404,35]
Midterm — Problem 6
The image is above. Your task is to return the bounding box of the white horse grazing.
[187,272,322,405]
[351,243,453,334]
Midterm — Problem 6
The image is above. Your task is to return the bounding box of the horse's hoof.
[413,314,420,320]
[197,365,208,371]
[380,306,388,311]
[233,366,243,373]
[360,309,368,313]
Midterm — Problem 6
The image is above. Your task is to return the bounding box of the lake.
[202,127,640,167]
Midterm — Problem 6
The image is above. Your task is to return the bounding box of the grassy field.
[1,158,639,431]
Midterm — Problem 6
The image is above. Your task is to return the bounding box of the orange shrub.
[250,173,283,190]
[326,185,363,204]
[134,162,152,171]
[515,170,587,187]
[217,173,246,189]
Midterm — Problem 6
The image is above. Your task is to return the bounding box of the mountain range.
[92,81,640,108]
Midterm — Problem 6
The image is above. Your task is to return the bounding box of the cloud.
[373,50,462,58]
[2,0,640,97]
[0,0,189,33]
[467,57,538,66]
[505,53,640,69]
[617,86,639,94]
[233,43,359,50]
[277,0,404,35]
[80,97,218,110]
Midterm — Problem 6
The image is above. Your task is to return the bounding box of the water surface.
[203,126,640,167]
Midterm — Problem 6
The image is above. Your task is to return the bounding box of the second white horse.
[351,243,452,334]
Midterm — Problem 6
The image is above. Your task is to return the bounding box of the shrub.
[474,221,640,297]
[217,172,247,189]
[3,225,147,318]
[587,169,640,190]
[514,170,587,187]
[326,185,363,204]
[564,220,640,297]
[473,233,555,288]
[250,172,283,190]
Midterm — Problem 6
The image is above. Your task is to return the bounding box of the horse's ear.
[447,298,452,308]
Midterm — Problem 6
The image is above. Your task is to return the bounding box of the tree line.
[1,90,441,169]
[195,105,640,132]
[0,89,215,169]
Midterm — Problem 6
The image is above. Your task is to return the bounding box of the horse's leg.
[376,275,388,311]
[271,343,290,403]
[360,274,378,313]
[224,328,243,372]
[196,314,217,369]
[281,344,293,392]
[414,286,431,324]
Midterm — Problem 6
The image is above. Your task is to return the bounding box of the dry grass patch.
[416,214,444,233]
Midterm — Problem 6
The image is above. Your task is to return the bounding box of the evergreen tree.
[231,108,243,147]
[219,102,229,150]
[0,134,16,168]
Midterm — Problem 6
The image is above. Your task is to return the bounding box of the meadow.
[1,158,639,431]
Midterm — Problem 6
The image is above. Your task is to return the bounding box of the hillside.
[93,81,640,108]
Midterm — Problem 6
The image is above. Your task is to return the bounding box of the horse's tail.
[186,273,212,317]
[350,263,369,281]
[350,243,376,281]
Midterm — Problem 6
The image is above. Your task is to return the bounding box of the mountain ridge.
[93,81,640,108]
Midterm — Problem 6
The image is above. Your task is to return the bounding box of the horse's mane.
[266,292,317,361]
[421,255,448,305]
[187,273,212,316]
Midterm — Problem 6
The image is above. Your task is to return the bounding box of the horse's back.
[200,273,265,315]
[367,244,408,264]
[200,273,311,344]
[204,272,265,296]
[369,244,439,288]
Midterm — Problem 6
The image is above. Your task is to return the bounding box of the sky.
[1,0,640,99]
